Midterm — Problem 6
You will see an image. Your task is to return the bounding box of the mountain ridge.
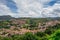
[0,15,60,20]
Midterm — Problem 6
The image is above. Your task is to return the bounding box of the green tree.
[48,29,60,40]
[21,32,40,40]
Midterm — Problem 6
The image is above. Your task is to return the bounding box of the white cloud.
[0,3,18,17]
[0,0,60,18]
[42,3,60,17]
[0,4,12,15]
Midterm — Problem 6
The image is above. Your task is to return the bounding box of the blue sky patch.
[5,0,18,13]
[0,0,18,13]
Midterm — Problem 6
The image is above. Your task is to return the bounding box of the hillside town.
[0,19,60,37]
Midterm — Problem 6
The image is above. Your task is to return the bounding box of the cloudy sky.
[0,0,60,18]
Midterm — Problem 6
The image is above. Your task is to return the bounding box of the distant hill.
[47,17,60,21]
[0,15,60,21]
[0,15,15,20]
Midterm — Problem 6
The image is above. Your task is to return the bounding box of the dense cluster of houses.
[0,19,60,36]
